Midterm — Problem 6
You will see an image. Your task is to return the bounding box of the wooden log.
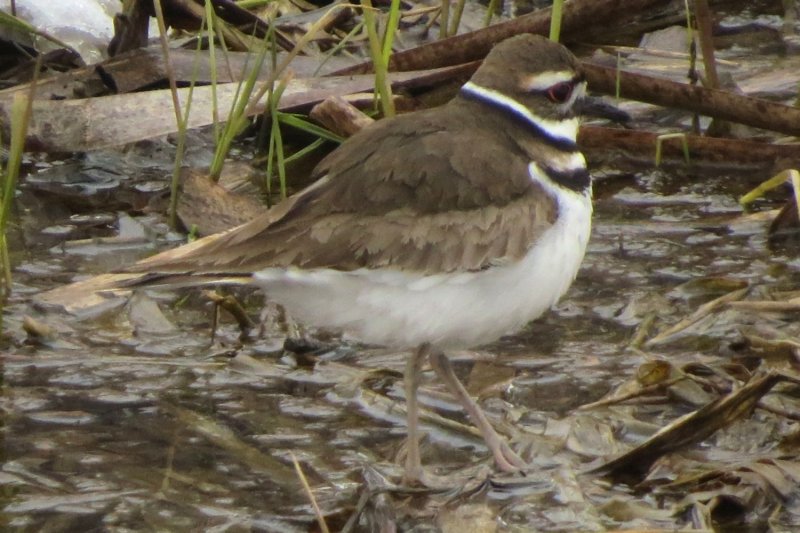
[0,67,464,152]
[583,64,800,137]
[333,0,666,74]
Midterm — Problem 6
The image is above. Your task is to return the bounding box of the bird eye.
[546,81,574,104]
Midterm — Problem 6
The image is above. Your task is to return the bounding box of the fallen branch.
[592,371,784,482]
[583,64,800,137]
[579,126,800,170]
[1,68,463,152]
[333,0,665,74]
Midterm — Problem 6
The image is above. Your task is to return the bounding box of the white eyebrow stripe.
[522,70,577,91]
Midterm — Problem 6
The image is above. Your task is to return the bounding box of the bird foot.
[492,438,528,473]
[401,468,453,490]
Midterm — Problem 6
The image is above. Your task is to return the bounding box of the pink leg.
[402,343,430,484]
[429,350,526,472]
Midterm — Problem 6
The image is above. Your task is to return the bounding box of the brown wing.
[127,106,558,276]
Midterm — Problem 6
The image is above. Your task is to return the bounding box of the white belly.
[253,188,592,350]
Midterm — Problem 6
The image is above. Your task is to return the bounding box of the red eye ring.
[546,81,574,104]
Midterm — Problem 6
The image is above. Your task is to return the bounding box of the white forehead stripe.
[522,70,577,91]
[461,81,580,145]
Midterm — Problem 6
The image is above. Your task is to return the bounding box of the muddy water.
[4,35,800,533]
[4,156,798,532]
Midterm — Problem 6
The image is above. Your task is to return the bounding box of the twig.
[291,452,330,533]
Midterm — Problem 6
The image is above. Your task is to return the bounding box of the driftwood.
[2,67,464,153]
[579,126,800,170]
[583,64,800,137]
[593,371,786,482]
[3,0,796,151]
[324,0,800,138]
[309,96,375,138]
[333,0,667,75]
[0,48,357,102]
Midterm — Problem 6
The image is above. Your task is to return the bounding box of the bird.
[124,33,593,484]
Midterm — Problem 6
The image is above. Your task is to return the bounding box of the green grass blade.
[739,170,796,206]
[362,0,395,117]
[168,30,204,229]
[439,0,449,39]
[205,0,222,144]
[448,0,466,37]
[278,114,344,143]
[314,20,365,76]
[549,0,564,42]
[210,28,270,179]
[0,56,38,325]
[382,0,402,65]
[266,74,291,199]
[235,0,272,8]
[283,138,328,165]
[483,0,499,26]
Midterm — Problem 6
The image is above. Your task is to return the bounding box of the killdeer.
[127,34,592,482]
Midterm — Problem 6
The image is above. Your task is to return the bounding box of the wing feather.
[126,106,560,277]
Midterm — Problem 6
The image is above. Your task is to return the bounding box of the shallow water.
[4,152,799,531]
